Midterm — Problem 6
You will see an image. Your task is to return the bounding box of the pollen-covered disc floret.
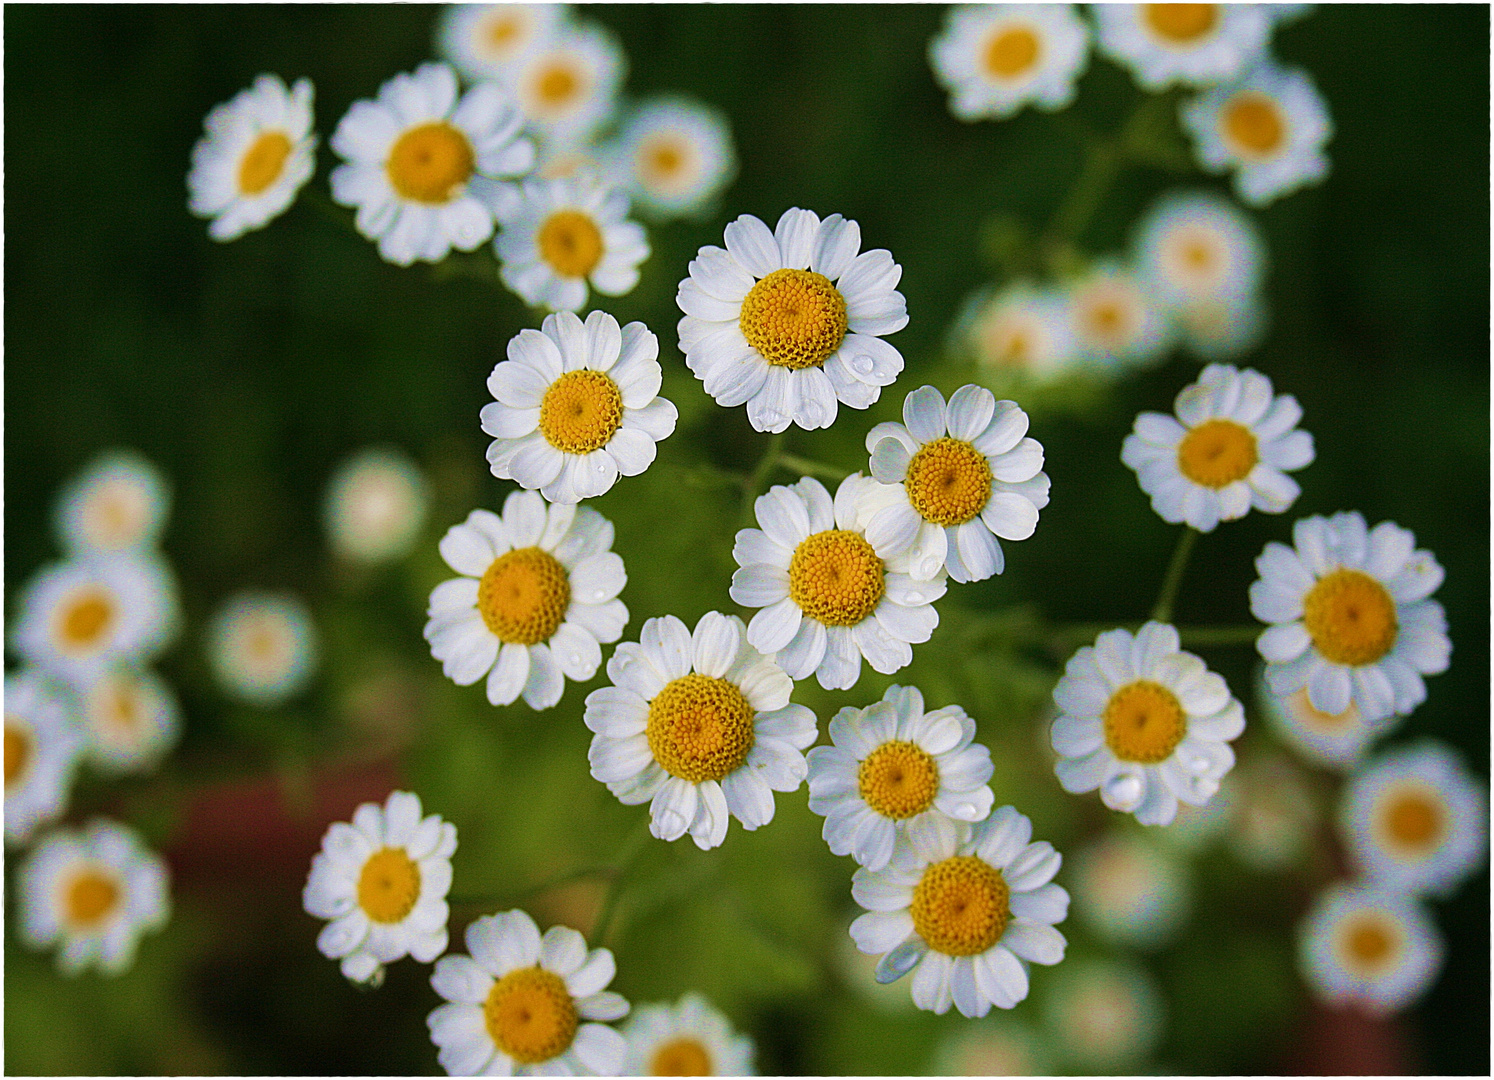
[609,96,738,222]
[678,208,908,432]
[54,450,171,556]
[79,665,181,776]
[1093,4,1273,90]
[1298,882,1443,1017]
[425,490,627,710]
[207,590,319,707]
[482,309,677,503]
[303,790,457,987]
[850,806,1068,1017]
[807,684,996,872]
[731,476,946,691]
[429,909,630,1076]
[585,612,816,850]
[857,384,1050,584]
[929,5,1091,120]
[621,992,756,1076]
[1122,363,1314,533]
[1251,511,1449,725]
[1051,622,1245,826]
[4,670,84,846]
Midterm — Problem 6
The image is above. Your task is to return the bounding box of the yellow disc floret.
[56,589,115,652]
[641,137,693,193]
[983,25,1041,80]
[1222,92,1286,158]
[537,210,605,278]
[1103,680,1187,764]
[533,63,583,112]
[1377,786,1445,854]
[386,122,475,204]
[357,847,422,924]
[478,548,571,646]
[911,856,1010,956]
[1302,569,1398,667]
[1143,3,1218,44]
[905,437,994,527]
[4,721,30,789]
[646,674,756,783]
[649,1037,714,1076]
[1339,915,1396,972]
[1176,418,1258,489]
[739,268,849,370]
[858,740,941,820]
[484,966,579,1065]
[238,131,293,196]
[789,530,885,627]
[538,369,624,453]
[65,868,120,927]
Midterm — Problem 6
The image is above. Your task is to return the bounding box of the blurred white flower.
[54,450,170,555]
[1298,882,1443,1016]
[621,993,755,1076]
[1093,4,1273,90]
[963,283,1080,382]
[929,5,1091,120]
[437,4,569,84]
[1227,752,1318,871]
[325,447,430,565]
[1042,959,1165,1069]
[608,96,737,221]
[5,670,84,846]
[1070,831,1192,949]
[79,665,180,775]
[208,590,319,706]
[1132,189,1266,308]
[507,20,625,147]
[1065,262,1173,368]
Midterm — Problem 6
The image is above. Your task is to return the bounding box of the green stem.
[588,818,653,948]
[1044,139,1122,255]
[776,453,849,482]
[1151,526,1199,624]
[738,432,786,528]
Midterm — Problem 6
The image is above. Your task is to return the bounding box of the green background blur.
[5,4,1488,1075]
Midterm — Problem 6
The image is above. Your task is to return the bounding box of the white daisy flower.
[1092,4,1273,90]
[54,450,170,555]
[1258,668,1389,771]
[849,806,1069,1018]
[1339,741,1487,898]
[1121,363,1314,533]
[5,670,84,846]
[330,62,534,267]
[1181,62,1332,207]
[620,993,755,1076]
[962,283,1080,382]
[1132,189,1266,309]
[428,908,628,1076]
[303,790,457,987]
[1069,831,1192,950]
[437,4,569,85]
[16,818,170,976]
[1041,959,1165,1070]
[730,476,946,691]
[807,684,995,872]
[507,20,625,147]
[207,590,319,706]
[425,492,627,710]
[324,446,431,565]
[495,174,649,312]
[1227,753,1318,871]
[187,74,317,241]
[928,5,1091,120]
[1174,290,1268,361]
[676,208,908,433]
[1298,882,1443,1016]
[78,665,181,776]
[482,310,677,503]
[1250,511,1451,723]
[609,96,738,221]
[1065,262,1173,368]
[584,612,816,850]
[857,384,1050,583]
[1050,622,1245,826]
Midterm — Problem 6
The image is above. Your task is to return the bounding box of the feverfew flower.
[963,284,1079,382]
[1051,622,1245,826]
[54,450,170,555]
[507,20,625,147]
[621,993,755,1076]
[5,670,84,845]
[677,208,907,433]
[1093,4,1272,90]
[585,612,816,850]
[426,493,626,710]
[78,666,181,775]
[609,97,738,221]
[303,790,457,986]
[208,590,319,706]
[929,5,1091,120]
[324,447,431,565]
[1121,363,1313,533]
[1251,512,1450,723]
[1041,960,1165,1070]
[1065,262,1172,369]
[1298,882,1443,1016]
[481,310,677,503]
[1132,190,1265,309]
[1174,291,1268,361]
[850,807,1068,1017]
[437,4,569,85]
[187,74,317,241]
[1069,831,1192,950]
[428,909,628,1076]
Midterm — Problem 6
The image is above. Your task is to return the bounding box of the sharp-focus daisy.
[1174,291,1268,361]
[1065,262,1172,369]
[1069,831,1192,950]
[1339,741,1487,898]
[303,790,457,986]
[54,450,170,555]
[207,590,319,706]
[1227,753,1317,871]
[15,819,170,975]
[928,5,1091,120]
[1132,190,1266,309]
[807,684,995,872]
[79,665,181,775]
[609,97,737,221]
[1251,512,1450,723]
[1092,4,1273,90]
[730,476,946,691]
[324,446,431,565]
[857,384,1049,583]
[426,493,626,710]
[1181,62,1332,207]
[428,908,628,1076]
[584,612,816,850]
[1298,882,1443,1016]
[1051,622,1245,826]
[1121,363,1313,533]
[850,806,1068,1018]
[507,20,625,147]
[620,993,755,1076]
[677,208,908,433]
[331,62,534,266]
[962,284,1079,382]
[1041,960,1165,1070]
[187,74,317,241]
[5,670,84,846]
[1258,667,1389,771]
[481,310,677,503]
[495,174,649,312]
[437,4,569,85]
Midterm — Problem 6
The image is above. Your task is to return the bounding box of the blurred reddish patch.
[1279,1001,1415,1075]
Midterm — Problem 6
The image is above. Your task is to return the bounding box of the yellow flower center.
[65,869,120,927]
[357,847,422,924]
[983,24,1041,79]
[386,122,474,205]
[484,11,522,51]
[101,679,142,733]
[477,547,571,646]
[55,588,116,652]
[1377,786,1446,854]
[1143,3,1218,44]
[484,966,579,1065]
[4,720,30,789]
[537,209,605,279]
[1339,915,1397,972]
[1302,569,1399,667]
[640,136,693,191]
[649,1037,714,1076]
[87,490,143,547]
[1082,295,1132,347]
[904,437,993,527]
[538,369,623,453]
[1221,92,1286,158]
[646,673,756,784]
[238,130,293,196]
[534,62,583,111]
[1176,418,1258,488]
[1289,688,1359,731]
[911,856,1009,956]
[788,529,885,627]
[1103,680,1187,764]
[739,268,849,371]
[858,740,941,820]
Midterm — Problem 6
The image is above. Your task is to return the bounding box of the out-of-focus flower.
[324,447,430,565]
[187,74,317,240]
[677,208,907,433]
[1227,752,1318,871]
[1174,291,1268,360]
[929,5,1090,120]
[54,451,171,556]
[933,1018,1052,1076]
[1157,774,1235,851]
[1132,190,1265,309]
[962,284,1080,382]
[1093,4,1273,90]
[585,612,815,850]
[1042,959,1165,1069]
[1298,882,1443,1016]
[620,993,755,1076]
[481,310,677,503]
[207,590,319,706]
[79,666,180,775]
[303,790,457,987]
[1258,669,1389,771]
[1065,262,1172,369]
[4,670,84,846]
[608,97,737,221]
[1070,831,1192,949]
[437,4,569,85]
[507,20,625,147]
